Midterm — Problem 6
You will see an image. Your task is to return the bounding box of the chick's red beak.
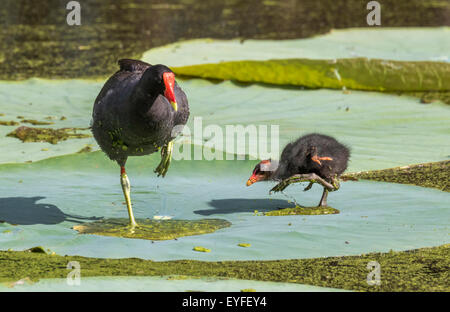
[163,72,177,111]
[246,173,258,186]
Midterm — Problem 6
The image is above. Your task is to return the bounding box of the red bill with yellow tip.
[163,72,177,111]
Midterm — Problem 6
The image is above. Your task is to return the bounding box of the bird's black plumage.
[91,59,189,166]
[274,133,350,181]
[91,59,189,226]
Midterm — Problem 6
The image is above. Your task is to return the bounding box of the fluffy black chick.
[247,133,350,207]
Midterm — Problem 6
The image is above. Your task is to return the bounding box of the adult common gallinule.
[246,133,350,207]
[91,59,189,227]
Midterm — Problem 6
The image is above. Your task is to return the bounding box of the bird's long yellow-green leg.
[154,140,174,177]
[120,166,137,228]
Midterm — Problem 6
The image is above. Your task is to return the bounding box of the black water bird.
[246,133,350,207]
[91,59,189,227]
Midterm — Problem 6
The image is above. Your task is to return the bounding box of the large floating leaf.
[142,28,450,102]
[1,79,449,171]
[142,28,450,67]
[0,275,345,292]
[173,58,450,92]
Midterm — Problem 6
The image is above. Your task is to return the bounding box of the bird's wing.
[118,59,151,72]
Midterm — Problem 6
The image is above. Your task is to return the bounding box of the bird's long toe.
[154,158,171,177]
[154,141,174,177]
[303,182,314,192]
[270,182,288,194]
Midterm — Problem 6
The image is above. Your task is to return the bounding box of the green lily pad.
[0,275,344,292]
[143,28,450,67]
[73,218,231,241]
[142,29,450,104]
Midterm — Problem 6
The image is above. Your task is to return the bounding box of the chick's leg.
[318,188,329,207]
